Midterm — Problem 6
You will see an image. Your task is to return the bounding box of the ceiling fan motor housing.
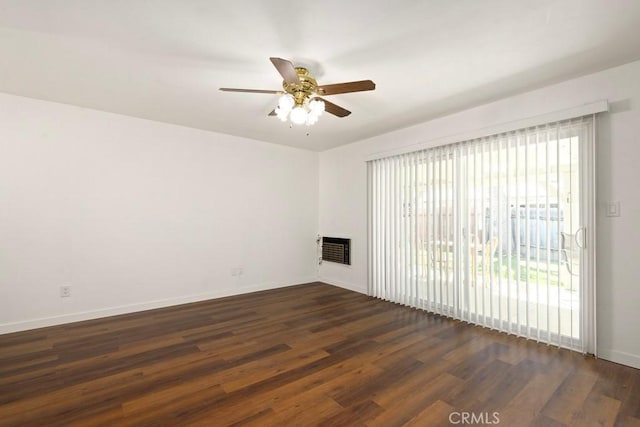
[283,67,319,106]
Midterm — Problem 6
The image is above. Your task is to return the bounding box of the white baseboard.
[597,348,640,370]
[319,277,367,295]
[0,277,318,335]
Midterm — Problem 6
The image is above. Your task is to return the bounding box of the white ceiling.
[1,1,640,151]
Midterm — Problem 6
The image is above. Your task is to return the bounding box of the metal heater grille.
[322,237,350,265]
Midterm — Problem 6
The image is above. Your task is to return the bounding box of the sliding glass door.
[368,117,594,352]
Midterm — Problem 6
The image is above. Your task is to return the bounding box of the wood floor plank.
[370,356,454,409]
[542,370,599,424]
[617,416,640,427]
[319,400,384,426]
[444,358,512,407]
[369,372,464,426]
[219,347,330,392]
[404,399,458,427]
[121,372,229,415]
[569,389,621,427]
[496,370,571,426]
[0,282,638,426]
[257,393,343,426]
[479,359,542,409]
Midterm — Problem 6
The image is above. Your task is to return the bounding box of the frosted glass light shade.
[278,94,295,112]
[305,114,319,126]
[309,99,325,115]
[289,106,308,125]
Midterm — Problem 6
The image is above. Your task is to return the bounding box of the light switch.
[606,201,620,217]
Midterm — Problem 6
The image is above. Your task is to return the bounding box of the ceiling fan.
[220,57,376,126]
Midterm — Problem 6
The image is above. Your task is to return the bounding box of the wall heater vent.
[322,237,351,265]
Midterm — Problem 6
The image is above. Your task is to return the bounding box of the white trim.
[0,277,318,335]
[365,100,609,161]
[598,349,640,370]
[589,116,598,356]
[319,278,366,294]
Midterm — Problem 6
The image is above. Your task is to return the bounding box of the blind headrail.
[364,100,608,162]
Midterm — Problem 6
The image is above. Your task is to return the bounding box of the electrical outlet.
[60,286,71,298]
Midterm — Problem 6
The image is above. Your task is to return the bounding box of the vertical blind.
[368,116,593,351]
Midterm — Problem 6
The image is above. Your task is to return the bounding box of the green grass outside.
[491,256,569,288]
[418,248,576,290]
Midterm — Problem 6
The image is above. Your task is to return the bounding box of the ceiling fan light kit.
[220,57,376,127]
[275,94,324,126]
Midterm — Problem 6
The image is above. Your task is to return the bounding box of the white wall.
[0,93,319,333]
[319,60,640,369]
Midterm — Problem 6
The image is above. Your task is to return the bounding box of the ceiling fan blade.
[270,57,300,85]
[219,88,283,94]
[317,80,376,96]
[317,98,351,117]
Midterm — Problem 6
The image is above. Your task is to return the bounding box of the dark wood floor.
[0,282,638,426]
